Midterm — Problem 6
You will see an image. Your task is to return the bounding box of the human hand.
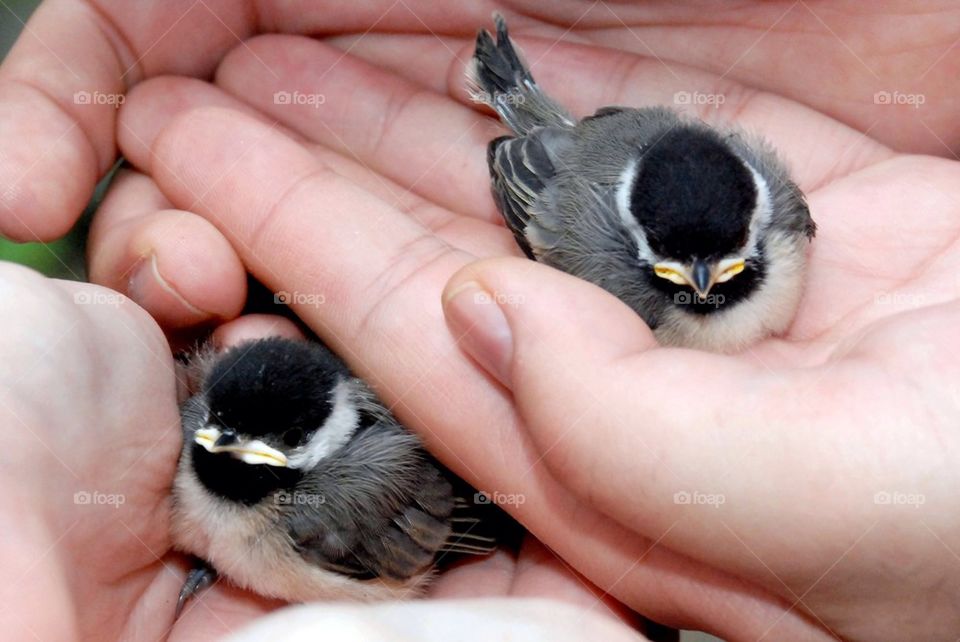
[0,262,182,641]
[340,0,960,154]
[0,267,635,641]
[2,0,956,243]
[76,5,960,640]
[77,17,960,639]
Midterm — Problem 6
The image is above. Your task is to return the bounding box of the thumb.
[440,258,826,578]
[441,257,658,388]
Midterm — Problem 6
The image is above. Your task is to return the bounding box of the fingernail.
[443,281,514,387]
[128,253,207,318]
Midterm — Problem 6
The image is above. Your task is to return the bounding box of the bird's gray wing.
[282,376,503,583]
[488,126,576,259]
[283,419,455,581]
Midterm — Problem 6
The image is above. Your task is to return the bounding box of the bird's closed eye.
[653,265,690,286]
[715,258,746,283]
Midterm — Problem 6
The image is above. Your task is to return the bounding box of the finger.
[214,35,503,222]
[87,169,246,328]
[461,36,894,191]
[430,548,515,598]
[118,76,518,258]
[429,542,637,630]
[441,256,938,603]
[508,538,642,630]
[325,33,893,191]
[118,76,305,175]
[146,107,824,640]
[322,19,596,93]
[0,0,500,241]
[110,74,512,334]
[210,314,305,348]
[325,33,462,94]
[554,6,960,156]
[0,0,260,241]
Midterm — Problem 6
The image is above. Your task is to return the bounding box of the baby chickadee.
[172,337,503,615]
[469,15,815,352]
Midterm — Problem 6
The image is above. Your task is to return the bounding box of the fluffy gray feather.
[470,16,814,352]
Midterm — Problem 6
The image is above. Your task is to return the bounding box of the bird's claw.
[175,560,217,619]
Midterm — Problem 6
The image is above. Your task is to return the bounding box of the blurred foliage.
[0,0,91,280]
[0,0,39,59]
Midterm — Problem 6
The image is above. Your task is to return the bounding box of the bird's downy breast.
[655,231,808,351]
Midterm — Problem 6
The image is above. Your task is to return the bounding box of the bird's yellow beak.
[194,427,288,467]
[654,257,745,299]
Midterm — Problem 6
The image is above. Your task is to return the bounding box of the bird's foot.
[175,559,217,619]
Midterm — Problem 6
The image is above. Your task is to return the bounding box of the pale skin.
[0,275,637,641]
[1,1,960,641]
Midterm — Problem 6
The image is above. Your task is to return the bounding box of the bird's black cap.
[204,338,347,441]
[192,338,349,505]
[630,127,756,261]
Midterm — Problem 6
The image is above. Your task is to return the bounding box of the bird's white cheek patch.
[653,262,692,286]
[288,379,360,470]
[744,166,774,257]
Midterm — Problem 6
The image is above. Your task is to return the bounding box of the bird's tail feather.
[434,479,524,563]
[467,13,575,134]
